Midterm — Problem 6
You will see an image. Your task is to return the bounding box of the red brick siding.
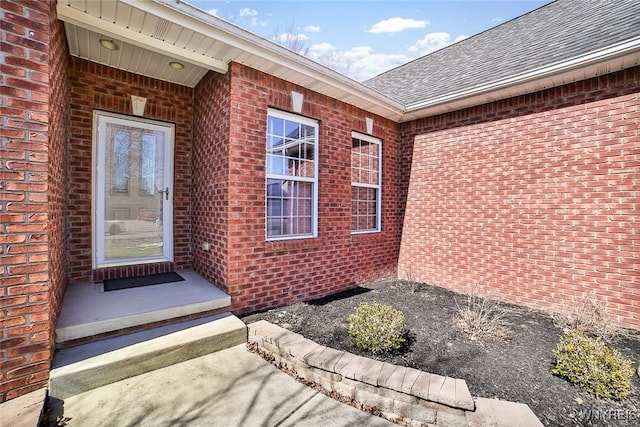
[223,63,399,314]
[0,0,68,402]
[399,67,640,329]
[67,58,193,282]
[46,8,70,384]
[192,71,231,292]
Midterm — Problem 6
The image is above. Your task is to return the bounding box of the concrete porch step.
[55,270,231,346]
[467,397,544,427]
[49,312,247,400]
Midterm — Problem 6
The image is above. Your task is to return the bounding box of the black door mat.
[103,272,184,292]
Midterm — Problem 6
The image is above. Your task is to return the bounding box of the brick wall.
[46,6,70,389]
[221,63,399,313]
[0,0,68,402]
[399,67,640,329]
[192,71,231,292]
[67,58,194,282]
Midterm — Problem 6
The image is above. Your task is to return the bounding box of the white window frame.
[265,109,319,241]
[351,131,382,234]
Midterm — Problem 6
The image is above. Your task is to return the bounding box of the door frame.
[92,110,175,268]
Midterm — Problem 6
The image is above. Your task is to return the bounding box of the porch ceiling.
[56,0,405,121]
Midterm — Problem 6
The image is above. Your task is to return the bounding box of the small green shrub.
[347,301,406,354]
[552,330,635,400]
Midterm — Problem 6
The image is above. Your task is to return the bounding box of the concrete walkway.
[53,344,394,427]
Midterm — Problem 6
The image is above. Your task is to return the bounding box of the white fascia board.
[130,0,404,119]
[56,2,228,73]
[404,37,640,119]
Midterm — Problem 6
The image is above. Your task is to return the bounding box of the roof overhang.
[56,0,405,122]
[56,0,640,124]
[401,37,640,122]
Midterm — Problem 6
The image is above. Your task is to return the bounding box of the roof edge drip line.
[145,0,405,118]
[405,37,640,114]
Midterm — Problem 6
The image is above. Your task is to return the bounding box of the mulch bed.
[242,280,640,427]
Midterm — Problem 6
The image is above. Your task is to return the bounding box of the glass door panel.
[94,112,174,267]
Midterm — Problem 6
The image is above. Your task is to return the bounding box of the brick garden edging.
[248,320,544,427]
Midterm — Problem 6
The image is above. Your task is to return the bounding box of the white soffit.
[56,0,639,122]
[56,0,404,120]
[63,23,209,87]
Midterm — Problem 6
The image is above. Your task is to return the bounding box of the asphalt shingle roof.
[364,0,640,107]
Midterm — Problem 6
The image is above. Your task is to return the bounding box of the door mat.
[103,272,184,292]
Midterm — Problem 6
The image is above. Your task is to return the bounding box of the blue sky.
[187,0,551,81]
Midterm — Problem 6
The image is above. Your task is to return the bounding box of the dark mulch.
[242,280,640,427]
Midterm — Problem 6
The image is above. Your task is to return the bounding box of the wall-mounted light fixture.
[169,61,185,70]
[99,39,119,50]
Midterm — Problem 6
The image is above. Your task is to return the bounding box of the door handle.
[159,187,169,200]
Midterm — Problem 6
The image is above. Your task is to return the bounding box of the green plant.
[552,330,635,400]
[347,301,406,354]
[454,286,510,341]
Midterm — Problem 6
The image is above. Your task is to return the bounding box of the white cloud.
[307,44,410,81]
[239,8,258,17]
[206,9,218,16]
[368,17,429,34]
[235,7,268,27]
[308,42,335,55]
[304,25,321,33]
[273,33,310,43]
[491,17,503,23]
[408,32,467,56]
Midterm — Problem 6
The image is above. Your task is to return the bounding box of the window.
[266,110,318,240]
[351,132,381,233]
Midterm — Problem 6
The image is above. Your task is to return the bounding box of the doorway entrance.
[93,111,174,268]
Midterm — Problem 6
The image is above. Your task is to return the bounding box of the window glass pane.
[266,112,317,239]
[351,134,381,232]
[267,135,284,152]
[284,120,300,139]
[268,116,284,137]
[267,154,286,176]
[301,124,314,140]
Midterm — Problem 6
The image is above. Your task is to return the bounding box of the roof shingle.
[364,0,640,107]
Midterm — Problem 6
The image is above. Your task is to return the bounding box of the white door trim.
[92,110,175,268]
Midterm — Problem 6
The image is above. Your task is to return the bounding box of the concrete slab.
[55,270,230,343]
[490,398,544,427]
[0,388,46,427]
[58,344,395,427]
[50,312,246,399]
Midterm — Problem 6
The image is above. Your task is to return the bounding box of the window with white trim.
[266,110,318,240]
[351,132,381,233]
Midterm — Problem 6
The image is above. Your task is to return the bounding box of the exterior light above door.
[99,39,119,50]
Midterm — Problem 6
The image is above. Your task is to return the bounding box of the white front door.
[93,111,174,268]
